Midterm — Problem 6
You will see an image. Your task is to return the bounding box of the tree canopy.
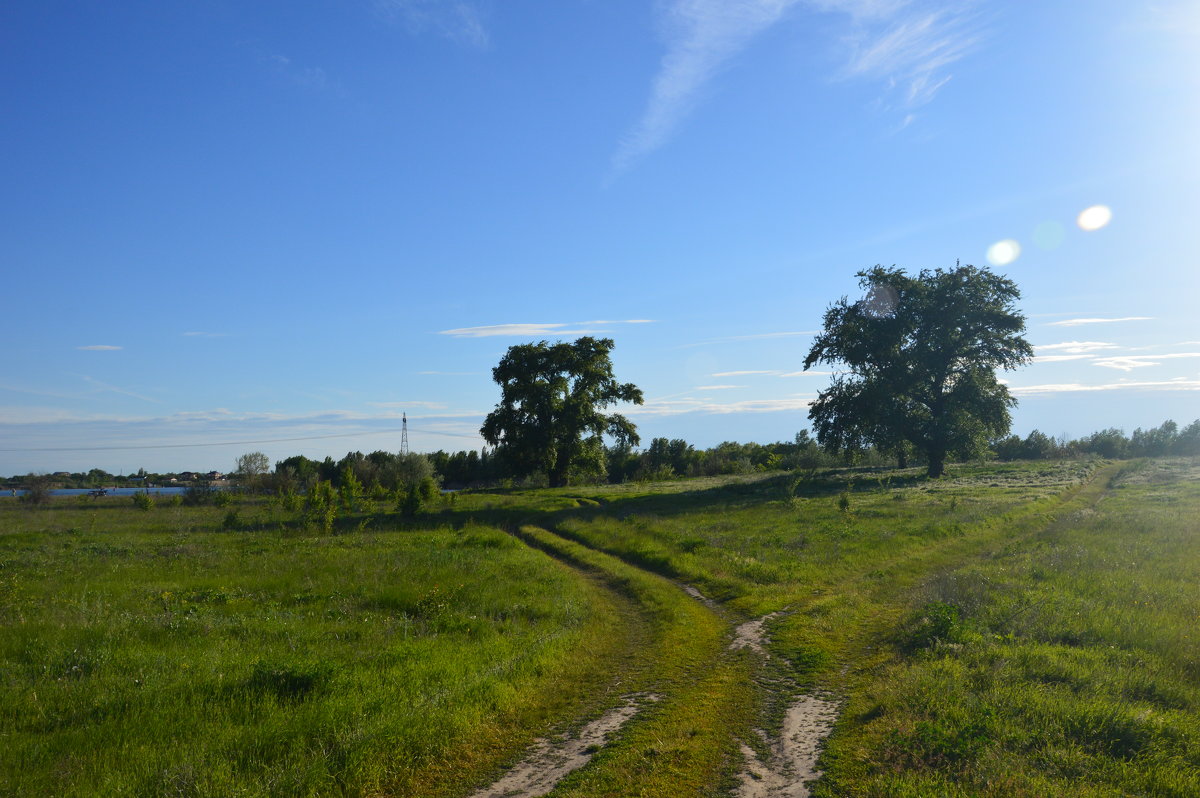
[481,337,644,487]
[804,264,1033,477]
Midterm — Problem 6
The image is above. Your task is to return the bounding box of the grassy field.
[2,458,1197,796]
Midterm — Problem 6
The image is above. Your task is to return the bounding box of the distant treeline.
[992,419,1200,461]
[8,419,1198,492]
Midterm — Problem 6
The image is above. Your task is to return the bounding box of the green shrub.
[213,490,234,508]
[903,601,969,651]
[131,491,155,511]
[181,486,212,506]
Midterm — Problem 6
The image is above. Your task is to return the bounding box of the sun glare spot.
[986,239,1021,267]
[1077,205,1112,231]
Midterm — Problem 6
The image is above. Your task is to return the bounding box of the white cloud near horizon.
[77,345,122,351]
[1009,378,1200,396]
[1035,341,1119,354]
[613,0,982,171]
[439,320,654,338]
[1092,353,1200,372]
[694,384,745,390]
[1046,317,1153,327]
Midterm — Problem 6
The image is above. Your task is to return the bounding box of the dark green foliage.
[18,474,53,505]
[181,485,212,506]
[130,491,154,511]
[903,601,969,651]
[481,336,644,487]
[805,265,1033,477]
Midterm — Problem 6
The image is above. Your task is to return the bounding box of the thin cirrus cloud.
[373,0,488,47]
[694,384,745,390]
[77,345,122,351]
[439,320,654,338]
[1009,378,1200,396]
[612,0,981,171]
[1046,317,1153,327]
[1035,341,1119,354]
[1092,353,1200,372]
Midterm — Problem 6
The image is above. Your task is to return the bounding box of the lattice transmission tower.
[400,413,409,455]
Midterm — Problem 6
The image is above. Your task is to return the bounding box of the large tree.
[804,265,1033,477]
[481,337,643,487]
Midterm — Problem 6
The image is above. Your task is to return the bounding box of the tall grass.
[0,505,627,797]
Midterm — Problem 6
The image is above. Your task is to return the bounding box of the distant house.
[206,471,224,480]
[178,472,197,481]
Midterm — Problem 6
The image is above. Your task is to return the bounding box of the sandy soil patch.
[735,695,839,798]
[468,693,656,798]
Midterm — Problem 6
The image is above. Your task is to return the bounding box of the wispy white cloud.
[613,0,798,173]
[779,370,833,377]
[1033,354,1093,363]
[1092,353,1200,372]
[374,0,488,47]
[1035,341,1119,354]
[1046,316,1153,327]
[1009,378,1200,396]
[614,1,982,171]
[694,384,744,390]
[439,320,653,338]
[77,345,121,351]
[840,5,981,107]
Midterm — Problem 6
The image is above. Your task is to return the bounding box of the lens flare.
[1077,205,1112,231]
[986,239,1021,266]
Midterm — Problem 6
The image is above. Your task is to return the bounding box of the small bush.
[903,601,969,651]
[213,490,234,508]
[181,486,212,506]
[131,491,155,511]
[222,509,242,530]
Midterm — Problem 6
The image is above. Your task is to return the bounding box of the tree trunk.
[549,449,570,488]
[897,449,908,469]
[926,451,945,478]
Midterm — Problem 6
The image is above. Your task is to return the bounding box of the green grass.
[2,458,1196,797]
[812,459,1200,796]
[0,506,631,797]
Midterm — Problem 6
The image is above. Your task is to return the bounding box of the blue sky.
[2,0,1198,474]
